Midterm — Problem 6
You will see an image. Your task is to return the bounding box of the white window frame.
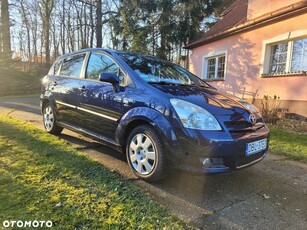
[261,30,307,76]
[202,50,227,81]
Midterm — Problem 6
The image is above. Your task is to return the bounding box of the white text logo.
[3,220,53,228]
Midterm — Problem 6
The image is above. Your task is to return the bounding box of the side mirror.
[99,72,120,92]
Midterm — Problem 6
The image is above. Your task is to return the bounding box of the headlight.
[170,99,222,130]
[239,100,259,113]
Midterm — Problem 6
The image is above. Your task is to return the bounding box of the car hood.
[152,84,250,115]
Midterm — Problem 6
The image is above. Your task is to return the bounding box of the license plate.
[246,138,267,156]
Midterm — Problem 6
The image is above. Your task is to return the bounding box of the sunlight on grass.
[0,115,188,229]
[269,125,307,162]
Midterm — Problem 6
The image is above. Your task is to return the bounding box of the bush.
[275,119,307,133]
[261,95,281,124]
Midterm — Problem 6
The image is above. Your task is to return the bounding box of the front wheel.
[126,125,167,182]
[43,102,63,135]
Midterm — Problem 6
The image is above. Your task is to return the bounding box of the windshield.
[118,52,208,86]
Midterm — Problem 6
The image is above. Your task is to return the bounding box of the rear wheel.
[126,125,167,182]
[43,102,63,135]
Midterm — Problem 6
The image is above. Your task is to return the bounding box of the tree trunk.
[83,3,88,48]
[41,0,54,64]
[1,0,11,61]
[31,7,38,64]
[61,0,66,54]
[0,8,2,55]
[157,1,171,60]
[20,1,31,64]
[45,18,51,63]
[159,32,167,59]
[152,25,155,55]
[90,2,94,47]
[96,0,102,47]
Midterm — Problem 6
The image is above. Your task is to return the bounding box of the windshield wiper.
[197,80,217,90]
[196,84,217,90]
[147,81,185,86]
[148,81,216,89]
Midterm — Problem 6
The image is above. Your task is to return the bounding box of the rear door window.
[59,53,86,78]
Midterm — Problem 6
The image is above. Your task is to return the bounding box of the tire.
[42,102,63,135]
[126,125,167,182]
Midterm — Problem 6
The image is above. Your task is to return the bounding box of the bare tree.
[89,0,94,47]
[30,1,39,64]
[40,0,55,64]
[59,0,66,54]
[0,3,2,55]
[19,0,31,66]
[5,0,225,67]
[96,0,102,47]
[0,0,11,62]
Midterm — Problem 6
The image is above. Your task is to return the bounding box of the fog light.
[202,158,213,168]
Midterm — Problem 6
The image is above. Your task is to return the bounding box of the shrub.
[261,95,281,124]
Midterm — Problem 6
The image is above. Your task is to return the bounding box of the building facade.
[186,0,307,117]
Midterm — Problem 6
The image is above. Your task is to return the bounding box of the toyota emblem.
[249,114,257,124]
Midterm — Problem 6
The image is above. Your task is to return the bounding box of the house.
[185,0,307,118]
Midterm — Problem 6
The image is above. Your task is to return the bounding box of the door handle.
[79,85,87,92]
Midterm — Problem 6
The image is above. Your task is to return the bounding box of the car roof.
[54,48,113,61]
[54,48,164,63]
[114,50,158,59]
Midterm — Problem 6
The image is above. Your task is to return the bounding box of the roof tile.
[187,0,248,48]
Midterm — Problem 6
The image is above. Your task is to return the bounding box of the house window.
[269,42,288,73]
[204,54,226,80]
[291,39,307,72]
[207,58,216,79]
[264,37,307,76]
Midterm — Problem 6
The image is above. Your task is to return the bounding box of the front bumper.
[167,124,270,173]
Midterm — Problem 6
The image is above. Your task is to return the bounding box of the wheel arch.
[41,95,63,135]
[119,118,154,150]
[116,107,182,155]
[40,92,56,113]
[41,98,50,113]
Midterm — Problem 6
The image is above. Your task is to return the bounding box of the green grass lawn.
[0,115,188,229]
[0,69,42,97]
[269,125,307,162]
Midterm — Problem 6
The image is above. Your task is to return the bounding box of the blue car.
[40,48,269,181]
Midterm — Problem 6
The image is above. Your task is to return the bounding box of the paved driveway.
[0,96,306,229]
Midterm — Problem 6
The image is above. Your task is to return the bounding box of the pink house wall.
[189,13,307,116]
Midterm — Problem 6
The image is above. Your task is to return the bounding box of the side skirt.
[58,121,123,152]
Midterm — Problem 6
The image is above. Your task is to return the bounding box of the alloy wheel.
[43,105,54,132]
[128,133,156,175]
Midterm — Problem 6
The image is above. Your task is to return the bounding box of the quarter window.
[59,54,86,78]
[204,54,226,80]
[48,61,62,75]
